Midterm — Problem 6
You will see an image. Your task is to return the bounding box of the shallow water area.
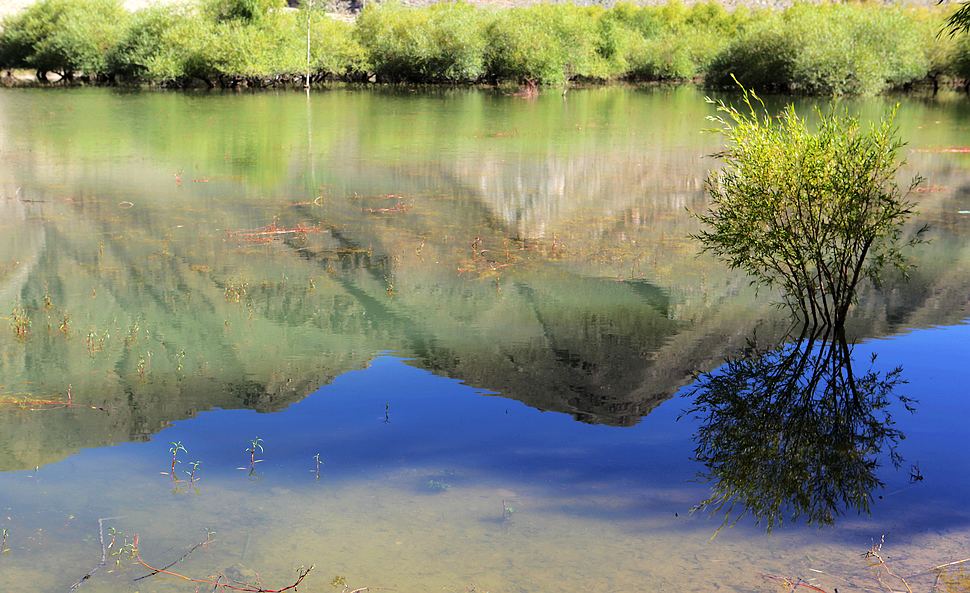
[1,86,970,592]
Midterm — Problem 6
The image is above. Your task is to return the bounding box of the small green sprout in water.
[502,499,515,522]
[313,453,323,480]
[245,437,264,467]
[186,460,202,483]
[107,527,137,565]
[43,284,53,310]
[176,349,186,373]
[11,306,30,339]
[167,441,187,478]
[330,575,347,588]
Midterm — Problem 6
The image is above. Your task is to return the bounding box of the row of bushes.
[1,0,969,93]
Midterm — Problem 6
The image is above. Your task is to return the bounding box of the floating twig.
[762,574,830,593]
[913,185,949,193]
[904,556,970,579]
[133,529,214,582]
[69,516,123,591]
[866,536,913,593]
[132,535,311,593]
[363,203,411,215]
[227,221,323,242]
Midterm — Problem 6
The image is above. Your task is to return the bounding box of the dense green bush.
[106,7,214,84]
[106,6,193,81]
[104,5,363,86]
[707,4,929,95]
[0,0,964,92]
[599,1,752,81]
[0,0,128,79]
[355,1,486,83]
[294,12,368,79]
[485,4,608,84]
[204,0,285,23]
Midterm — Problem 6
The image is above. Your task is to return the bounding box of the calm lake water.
[0,86,969,593]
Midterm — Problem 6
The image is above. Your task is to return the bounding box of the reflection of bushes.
[1,0,966,91]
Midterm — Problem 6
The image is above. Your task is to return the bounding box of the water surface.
[1,86,969,592]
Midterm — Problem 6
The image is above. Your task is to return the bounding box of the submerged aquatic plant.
[11,306,30,339]
[106,526,138,566]
[124,321,141,346]
[136,351,153,380]
[58,313,71,335]
[86,329,109,355]
[224,278,249,303]
[427,479,451,492]
[502,499,516,522]
[1,528,9,555]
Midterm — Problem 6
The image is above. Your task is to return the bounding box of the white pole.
[305,0,312,91]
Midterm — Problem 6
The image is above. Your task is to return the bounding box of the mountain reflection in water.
[0,87,968,475]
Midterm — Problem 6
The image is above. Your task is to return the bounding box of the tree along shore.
[1,0,968,94]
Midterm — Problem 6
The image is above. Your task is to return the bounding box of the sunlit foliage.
[696,90,924,326]
[0,0,966,90]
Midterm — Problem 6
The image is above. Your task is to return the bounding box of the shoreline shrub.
[0,0,129,80]
[355,1,487,83]
[707,4,930,95]
[485,4,607,85]
[0,0,962,92]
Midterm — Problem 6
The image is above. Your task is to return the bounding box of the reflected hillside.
[1,87,969,470]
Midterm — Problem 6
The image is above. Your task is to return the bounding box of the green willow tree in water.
[695,89,925,329]
[687,89,926,531]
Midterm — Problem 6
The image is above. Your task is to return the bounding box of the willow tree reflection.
[684,323,913,531]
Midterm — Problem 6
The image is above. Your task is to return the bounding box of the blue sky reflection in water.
[0,86,970,592]
[1,331,969,592]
